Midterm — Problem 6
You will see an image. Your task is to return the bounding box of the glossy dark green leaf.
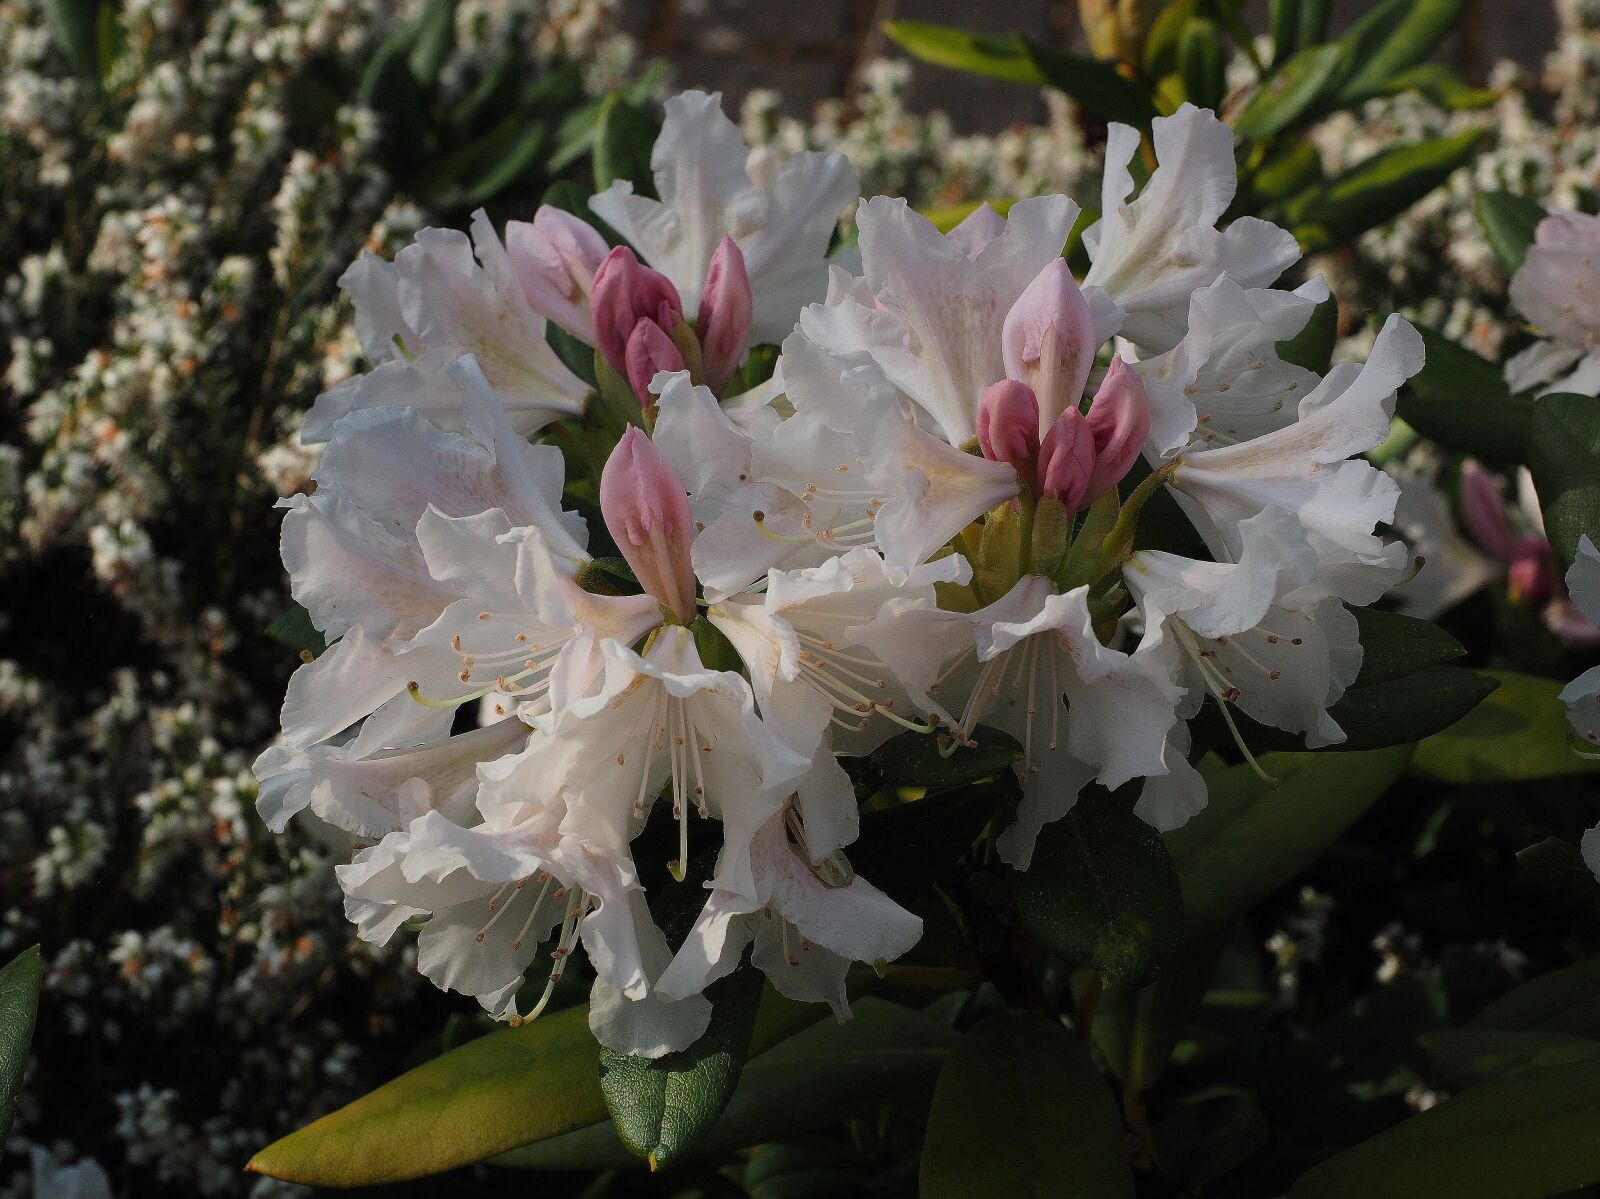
[1383,63,1497,110]
[1167,747,1414,939]
[1268,0,1330,62]
[1516,838,1600,925]
[1528,392,1600,566]
[1287,1058,1600,1199]
[1470,957,1600,1040]
[0,945,43,1146]
[358,19,434,174]
[501,998,958,1170]
[1092,933,1228,1091]
[1023,37,1162,129]
[1233,44,1345,141]
[1156,1086,1271,1190]
[1246,141,1325,209]
[1350,607,1465,686]
[868,724,1021,790]
[1411,671,1600,784]
[1178,19,1228,111]
[1142,0,1199,79]
[44,0,103,83]
[599,965,763,1169]
[266,604,327,658]
[1014,788,1183,987]
[1284,131,1481,253]
[592,93,658,198]
[881,21,1045,85]
[406,0,456,88]
[920,1011,1134,1199]
[1397,324,1529,466]
[1275,291,1339,374]
[1331,0,1469,106]
[1476,190,1548,276]
[1422,1028,1600,1091]
[849,776,1010,905]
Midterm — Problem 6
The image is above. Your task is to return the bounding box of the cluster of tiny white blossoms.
[258,89,1427,1056]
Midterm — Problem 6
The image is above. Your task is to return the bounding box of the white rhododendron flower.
[1506,210,1600,397]
[254,90,1430,1060]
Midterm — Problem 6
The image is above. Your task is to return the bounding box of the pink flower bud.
[505,206,610,344]
[696,236,753,394]
[1460,460,1516,561]
[1508,536,1557,609]
[1001,259,1097,427]
[624,319,687,408]
[1037,407,1097,511]
[1083,357,1150,501]
[600,427,698,624]
[591,246,683,375]
[976,379,1042,487]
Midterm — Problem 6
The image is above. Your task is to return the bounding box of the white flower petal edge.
[1561,536,1600,747]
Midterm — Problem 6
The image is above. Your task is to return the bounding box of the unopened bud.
[591,246,683,376]
[977,379,1042,487]
[1038,407,1096,512]
[1002,259,1097,428]
[625,319,687,409]
[1508,536,1556,609]
[696,236,753,394]
[506,206,610,343]
[1084,357,1150,502]
[1460,460,1516,561]
[599,427,698,624]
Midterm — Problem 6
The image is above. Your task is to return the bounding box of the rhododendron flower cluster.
[256,93,1426,1055]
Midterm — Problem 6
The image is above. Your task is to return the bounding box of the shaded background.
[612,0,1558,130]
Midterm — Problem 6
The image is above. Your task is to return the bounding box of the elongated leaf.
[1234,44,1346,141]
[1014,788,1183,987]
[1287,1058,1600,1199]
[881,21,1044,85]
[1285,131,1481,253]
[1092,932,1228,1091]
[1167,747,1414,938]
[1269,0,1330,63]
[1528,392,1600,566]
[44,0,102,83]
[1384,63,1496,110]
[1143,0,1199,79]
[1516,838,1600,924]
[1476,190,1548,276]
[1349,607,1465,686]
[600,966,763,1168]
[406,0,456,87]
[1411,671,1600,784]
[869,724,1021,790]
[1023,38,1161,129]
[0,945,43,1145]
[1332,0,1469,106]
[1420,1028,1600,1090]
[1470,957,1600,1040]
[849,775,1011,905]
[502,998,958,1170]
[1178,19,1227,112]
[1246,141,1325,209]
[921,1011,1134,1199]
[1397,324,1529,466]
[592,93,658,197]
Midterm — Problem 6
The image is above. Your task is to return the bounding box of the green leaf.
[592,92,658,197]
[1284,130,1481,253]
[1396,324,1529,466]
[920,1011,1134,1199]
[1143,0,1199,79]
[1156,1086,1271,1190]
[406,0,457,87]
[1023,37,1162,129]
[881,21,1045,85]
[1014,787,1184,987]
[1349,607,1465,686]
[1286,1058,1600,1199]
[1516,838,1600,924]
[1330,0,1469,106]
[247,1004,606,1186]
[849,777,1007,905]
[358,19,434,175]
[266,604,327,658]
[1470,957,1600,1040]
[1275,291,1339,374]
[501,998,958,1170]
[1092,932,1228,1091]
[1420,1028,1600,1090]
[869,724,1021,790]
[0,945,43,1146]
[599,965,764,1169]
[1528,392,1600,566]
[1233,44,1346,141]
[1178,18,1228,111]
[1383,63,1497,110]
[1269,0,1330,62]
[94,1,125,84]
[1476,190,1548,276]
[1167,747,1414,939]
[1245,140,1325,209]
[1411,671,1600,784]
[44,0,103,84]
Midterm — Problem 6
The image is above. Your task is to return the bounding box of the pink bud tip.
[1002,259,1097,428]
[1460,460,1516,561]
[1038,407,1097,511]
[591,246,683,376]
[624,319,687,408]
[599,427,698,623]
[1083,357,1151,502]
[696,236,754,394]
[976,379,1042,486]
[506,206,611,344]
[1508,536,1556,610]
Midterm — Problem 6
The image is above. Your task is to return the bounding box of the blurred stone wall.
[613,0,1561,131]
